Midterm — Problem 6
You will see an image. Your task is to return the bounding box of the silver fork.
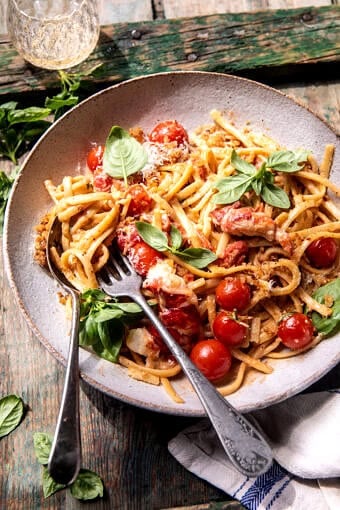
[98,249,273,477]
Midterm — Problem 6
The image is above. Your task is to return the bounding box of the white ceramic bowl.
[4,72,340,416]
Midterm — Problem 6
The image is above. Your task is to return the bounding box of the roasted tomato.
[159,305,201,338]
[127,184,153,217]
[215,278,252,312]
[149,120,189,145]
[87,145,104,172]
[93,172,113,192]
[190,339,232,382]
[306,237,338,268]
[278,313,315,350]
[128,241,162,276]
[212,312,247,347]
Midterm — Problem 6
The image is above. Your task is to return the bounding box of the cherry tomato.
[149,120,189,145]
[128,241,162,276]
[87,145,104,172]
[306,237,338,268]
[215,278,251,312]
[212,312,247,347]
[127,184,153,216]
[278,312,315,350]
[190,339,232,382]
[93,173,113,192]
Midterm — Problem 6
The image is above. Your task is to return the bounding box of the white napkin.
[168,389,340,510]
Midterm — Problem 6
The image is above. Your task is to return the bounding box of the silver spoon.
[46,215,81,485]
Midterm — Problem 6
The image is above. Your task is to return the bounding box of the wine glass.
[7,0,100,70]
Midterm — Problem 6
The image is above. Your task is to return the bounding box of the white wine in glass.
[7,0,100,70]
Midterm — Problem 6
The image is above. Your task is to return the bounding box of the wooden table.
[0,1,339,509]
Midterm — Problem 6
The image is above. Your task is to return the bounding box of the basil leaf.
[0,101,18,111]
[261,183,291,209]
[94,308,124,322]
[311,278,340,337]
[170,225,182,250]
[212,178,251,204]
[266,149,309,173]
[176,247,217,269]
[33,432,53,464]
[7,107,51,126]
[82,314,100,345]
[103,126,148,184]
[251,178,263,196]
[0,395,24,438]
[136,221,169,251]
[96,320,124,362]
[231,150,256,175]
[42,466,66,498]
[70,469,104,500]
[113,302,142,314]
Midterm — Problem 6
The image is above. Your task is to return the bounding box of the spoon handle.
[48,290,81,485]
[134,292,272,477]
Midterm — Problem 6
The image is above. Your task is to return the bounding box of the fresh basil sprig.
[213,149,309,209]
[33,432,104,499]
[311,278,340,337]
[103,126,148,185]
[0,394,24,438]
[136,221,217,269]
[79,289,142,362]
[0,101,51,163]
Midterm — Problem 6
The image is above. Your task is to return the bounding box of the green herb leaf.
[0,168,19,234]
[33,432,53,464]
[42,466,66,498]
[0,395,24,438]
[169,225,183,250]
[103,126,148,185]
[261,183,290,209]
[135,221,169,251]
[311,278,340,337]
[175,247,217,268]
[70,469,104,500]
[266,149,309,173]
[7,107,51,126]
[213,174,252,204]
[231,150,256,175]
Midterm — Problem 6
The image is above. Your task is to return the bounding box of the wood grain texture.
[0,6,339,98]
[163,0,332,18]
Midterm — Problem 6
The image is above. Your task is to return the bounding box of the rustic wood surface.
[1,1,339,509]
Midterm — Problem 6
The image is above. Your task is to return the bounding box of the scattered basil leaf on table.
[70,469,104,500]
[33,431,53,464]
[42,466,66,498]
[136,221,217,269]
[103,126,148,185]
[0,394,24,438]
[311,278,340,337]
[213,149,309,208]
[34,431,104,499]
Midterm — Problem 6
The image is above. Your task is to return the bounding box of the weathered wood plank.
[163,0,332,18]
[0,0,154,35]
[0,6,339,98]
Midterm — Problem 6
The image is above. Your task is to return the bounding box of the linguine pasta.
[34,110,340,404]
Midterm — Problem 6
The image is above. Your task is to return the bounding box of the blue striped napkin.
[168,388,340,510]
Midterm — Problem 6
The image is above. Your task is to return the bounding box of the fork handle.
[48,290,81,485]
[133,292,273,477]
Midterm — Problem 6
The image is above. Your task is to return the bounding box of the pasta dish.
[34,110,340,404]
